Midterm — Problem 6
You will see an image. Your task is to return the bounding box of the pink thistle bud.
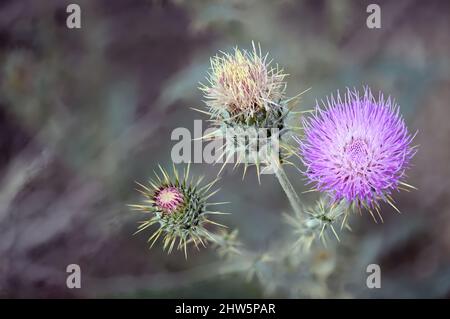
[155,186,184,214]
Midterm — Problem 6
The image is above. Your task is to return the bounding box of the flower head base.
[200,42,287,127]
[129,164,228,257]
[299,87,416,220]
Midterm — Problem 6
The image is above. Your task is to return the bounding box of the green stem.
[270,152,303,217]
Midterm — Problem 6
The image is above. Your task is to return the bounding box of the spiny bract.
[129,164,228,257]
[285,197,350,251]
[298,87,416,221]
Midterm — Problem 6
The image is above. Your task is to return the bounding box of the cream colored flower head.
[200,42,287,125]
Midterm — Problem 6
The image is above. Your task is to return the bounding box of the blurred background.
[0,0,449,298]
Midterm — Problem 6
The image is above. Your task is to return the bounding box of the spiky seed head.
[129,165,228,256]
[298,87,416,218]
[200,42,287,127]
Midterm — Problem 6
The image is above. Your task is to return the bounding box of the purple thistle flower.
[299,87,416,215]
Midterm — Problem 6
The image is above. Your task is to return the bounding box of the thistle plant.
[298,87,417,222]
[198,42,301,180]
[128,43,417,298]
[198,42,304,218]
[129,164,228,257]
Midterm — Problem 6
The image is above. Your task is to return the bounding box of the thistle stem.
[270,152,303,217]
